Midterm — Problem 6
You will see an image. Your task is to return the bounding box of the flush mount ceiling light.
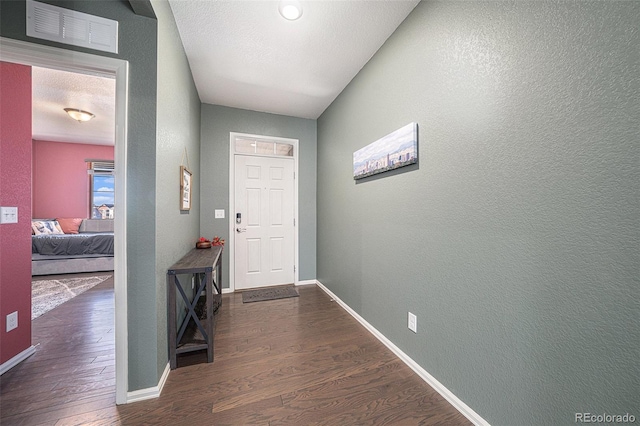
[278,0,303,21]
[64,108,95,122]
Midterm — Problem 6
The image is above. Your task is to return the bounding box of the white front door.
[234,155,295,290]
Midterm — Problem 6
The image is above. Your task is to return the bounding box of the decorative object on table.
[353,122,418,180]
[180,165,192,211]
[241,285,299,303]
[212,236,225,246]
[196,237,212,249]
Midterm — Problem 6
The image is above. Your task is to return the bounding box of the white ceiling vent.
[26,0,118,54]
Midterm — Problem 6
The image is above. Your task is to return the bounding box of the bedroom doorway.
[31,66,116,276]
[0,37,129,404]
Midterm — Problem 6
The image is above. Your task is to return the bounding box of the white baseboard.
[126,362,170,403]
[0,345,37,376]
[222,288,234,294]
[315,281,490,426]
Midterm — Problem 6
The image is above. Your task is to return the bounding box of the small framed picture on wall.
[180,166,192,211]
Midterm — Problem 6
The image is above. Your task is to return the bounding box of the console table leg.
[167,273,177,370]
[206,269,214,363]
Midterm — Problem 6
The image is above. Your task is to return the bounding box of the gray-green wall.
[151,0,201,385]
[1,0,160,391]
[200,104,317,288]
[317,2,639,425]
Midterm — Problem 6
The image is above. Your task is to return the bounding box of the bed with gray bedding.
[31,219,114,276]
[32,232,113,256]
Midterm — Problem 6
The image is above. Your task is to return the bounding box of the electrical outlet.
[7,311,18,332]
[215,209,225,219]
[408,312,417,333]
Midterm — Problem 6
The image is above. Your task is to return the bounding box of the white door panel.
[235,155,294,289]
[270,189,283,225]
[246,238,261,273]
[246,188,261,226]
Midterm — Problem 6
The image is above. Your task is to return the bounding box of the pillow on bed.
[56,218,83,234]
[31,220,64,235]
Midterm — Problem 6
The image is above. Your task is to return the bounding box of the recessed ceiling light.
[279,0,303,21]
[64,108,95,122]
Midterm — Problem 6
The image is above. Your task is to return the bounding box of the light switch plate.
[0,207,18,224]
[7,311,18,332]
[408,312,417,333]
[215,209,225,219]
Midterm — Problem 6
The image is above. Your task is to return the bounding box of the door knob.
[236,227,247,233]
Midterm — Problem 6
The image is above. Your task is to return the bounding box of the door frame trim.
[0,37,129,404]
[228,132,299,292]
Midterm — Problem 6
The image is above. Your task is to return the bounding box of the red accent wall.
[32,141,114,219]
[0,62,32,364]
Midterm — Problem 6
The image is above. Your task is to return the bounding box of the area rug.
[242,286,299,303]
[32,275,111,319]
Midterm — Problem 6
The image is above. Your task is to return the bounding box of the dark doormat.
[242,286,299,303]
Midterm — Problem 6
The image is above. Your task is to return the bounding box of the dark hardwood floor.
[1,272,115,426]
[1,277,470,425]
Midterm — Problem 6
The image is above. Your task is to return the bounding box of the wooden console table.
[167,246,222,370]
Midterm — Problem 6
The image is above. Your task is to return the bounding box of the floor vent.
[26,0,118,54]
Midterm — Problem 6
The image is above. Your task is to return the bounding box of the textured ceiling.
[32,67,115,145]
[31,1,419,144]
[168,0,420,119]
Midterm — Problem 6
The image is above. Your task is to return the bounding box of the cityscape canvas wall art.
[353,122,418,180]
